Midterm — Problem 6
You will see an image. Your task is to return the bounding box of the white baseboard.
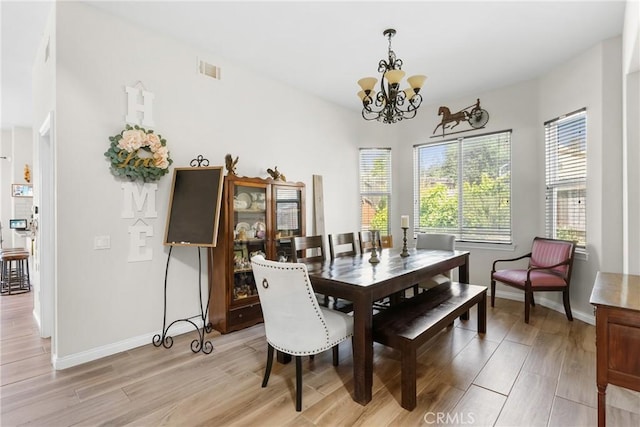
[53,319,205,370]
[493,290,595,326]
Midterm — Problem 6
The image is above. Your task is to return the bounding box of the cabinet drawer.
[228,303,263,328]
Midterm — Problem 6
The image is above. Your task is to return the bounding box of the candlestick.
[401,215,409,229]
[368,230,380,264]
[401,227,410,257]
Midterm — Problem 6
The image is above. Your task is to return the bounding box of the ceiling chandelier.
[357,29,427,124]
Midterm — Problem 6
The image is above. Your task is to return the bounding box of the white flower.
[118,129,145,152]
[145,132,161,150]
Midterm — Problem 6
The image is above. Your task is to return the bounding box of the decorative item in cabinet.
[208,174,305,333]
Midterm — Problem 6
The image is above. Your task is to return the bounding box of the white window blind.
[359,148,391,235]
[545,109,587,248]
[413,130,512,243]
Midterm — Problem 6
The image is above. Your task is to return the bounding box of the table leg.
[459,254,470,320]
[352,296,373,405]
[478,292,487,333]
[597,384,606,426]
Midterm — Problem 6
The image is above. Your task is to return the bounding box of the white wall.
[1,129,11,246]
[395,37,624,324]
[622,0,640,274]
[33,2,635,368]
[48,2,362,365]
[0,127,33,248]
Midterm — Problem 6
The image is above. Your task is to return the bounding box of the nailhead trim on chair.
[253,258,351,356]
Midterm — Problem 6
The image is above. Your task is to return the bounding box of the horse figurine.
[433,106,469,135]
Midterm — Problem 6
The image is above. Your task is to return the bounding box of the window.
[359,148,391,235]
[413,130,512,243]
[545,109,587,248]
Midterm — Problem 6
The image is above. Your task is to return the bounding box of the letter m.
[121,182,158,219]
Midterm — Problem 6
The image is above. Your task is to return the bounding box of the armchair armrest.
[525,259,570,281]
[492,252,532,272]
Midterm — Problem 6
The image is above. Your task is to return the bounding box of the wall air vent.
[198,59,221,80]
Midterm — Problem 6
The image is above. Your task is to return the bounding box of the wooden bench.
[372,281,487,410]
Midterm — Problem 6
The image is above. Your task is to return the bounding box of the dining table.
[305,247,470,406]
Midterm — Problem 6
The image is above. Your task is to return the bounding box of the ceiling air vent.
[198,59,221,80]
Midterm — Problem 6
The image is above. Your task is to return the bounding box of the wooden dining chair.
[291,235,329,305]
[380,235,394,249]
[327,232,357,311]
[291,235,326,263]
[358,231,382,253]
[250,255,353,411]
[491,236,576,323]
[328,232,357,259]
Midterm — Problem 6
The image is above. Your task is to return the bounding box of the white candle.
[401,215,409,228]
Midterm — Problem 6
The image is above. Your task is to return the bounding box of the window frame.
[544,108,587,249]
[359,148,392,236]
[413,129,513,244]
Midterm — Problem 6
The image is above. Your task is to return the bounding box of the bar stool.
[0,248,31,295]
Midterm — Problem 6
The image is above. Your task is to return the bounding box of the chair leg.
[295,356,303,412]
[490,279,496,307]
[262,344,274,388]
[563,290,574,321]
[524,291,531,323]
[332,344,339,366]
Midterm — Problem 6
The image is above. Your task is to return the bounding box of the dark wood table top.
[306,248,469,286]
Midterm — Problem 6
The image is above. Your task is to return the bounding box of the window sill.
[455,241,517,252]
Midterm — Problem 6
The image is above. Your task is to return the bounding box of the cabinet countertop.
[589,272,640,311]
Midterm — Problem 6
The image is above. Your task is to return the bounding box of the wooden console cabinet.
[208,175,305,333]
[589,272,640,427]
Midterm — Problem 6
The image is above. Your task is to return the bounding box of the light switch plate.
[94,235,110,250]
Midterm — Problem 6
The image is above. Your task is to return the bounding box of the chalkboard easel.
[154,166,224,354]
[164,167,224,247]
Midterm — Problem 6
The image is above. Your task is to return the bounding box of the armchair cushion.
[492,269,568,288]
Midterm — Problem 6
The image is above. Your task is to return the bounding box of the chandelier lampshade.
[357,29,426,124]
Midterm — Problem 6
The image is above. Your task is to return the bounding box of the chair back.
[328,232,357,259]
[250,255,334,354]
[291,235,325,263]
[529,237,576,279]
[358,231,382,253]
[380,235,393,249]
[416,233,455,251]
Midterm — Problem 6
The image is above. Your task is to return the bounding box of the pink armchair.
[491,237,576,323]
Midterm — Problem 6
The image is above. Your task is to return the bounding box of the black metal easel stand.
[152,246,214,354]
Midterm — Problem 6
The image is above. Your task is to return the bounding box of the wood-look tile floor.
[2,292,639,426]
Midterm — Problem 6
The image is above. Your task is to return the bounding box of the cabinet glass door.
[231,184,267,304]
[273,186,303,261]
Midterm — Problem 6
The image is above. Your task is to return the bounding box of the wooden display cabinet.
[208,174,305,333]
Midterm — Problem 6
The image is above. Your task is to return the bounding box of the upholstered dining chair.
[250,255,354,411]
[328,232,357,259]
[491,236,576,323]
[415,233,456,291]
[358,231,382,253]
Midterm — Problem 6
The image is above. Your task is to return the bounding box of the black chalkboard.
[164,167,224,247]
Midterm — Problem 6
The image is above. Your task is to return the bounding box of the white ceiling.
[1,1,627,130]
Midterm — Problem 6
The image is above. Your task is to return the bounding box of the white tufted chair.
[250,255,354,411]
[416,233,456,291]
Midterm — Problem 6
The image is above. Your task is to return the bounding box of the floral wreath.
[104,124,173,182]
